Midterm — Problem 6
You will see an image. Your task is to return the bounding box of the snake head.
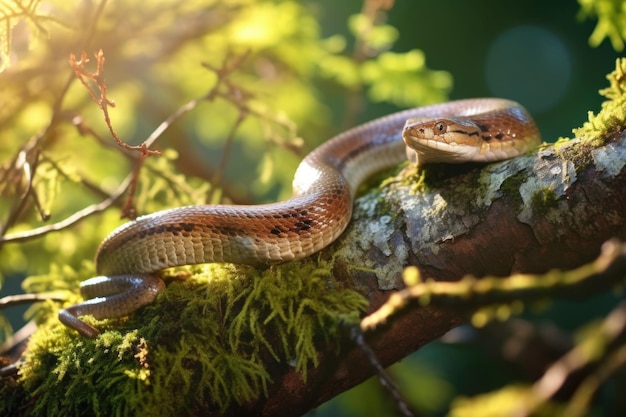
[402,117,484,165]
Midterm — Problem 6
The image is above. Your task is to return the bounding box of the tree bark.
[218,132,626,416]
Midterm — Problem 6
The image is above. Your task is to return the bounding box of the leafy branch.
[0,50,255,241]
[69,49,161,158]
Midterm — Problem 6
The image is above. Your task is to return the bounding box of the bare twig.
[509,300,626,417]
[120,155,147,219]
[0,51,253,241]
[0,321,38,358]
[0,148,40,237]
[207,110,247,203]
[69,49,161,158]
[0,293,66,309]
[351,326,415,417]
[0,174,132,244]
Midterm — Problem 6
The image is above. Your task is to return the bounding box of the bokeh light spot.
[485,26,572,114]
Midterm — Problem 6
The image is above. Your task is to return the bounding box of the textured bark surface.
[218,132,626,416]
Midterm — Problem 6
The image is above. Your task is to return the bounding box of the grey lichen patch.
[379,170,485,275]
[520,150,576,202]
[340,154,550,289]
[517,148,578,242]
[591,134,626,178]
[475,156,532,206]
[335,189,408,290]
[397,185,477,272]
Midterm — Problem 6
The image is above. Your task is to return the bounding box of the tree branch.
[5,123,626,417]
[205,131,626,416]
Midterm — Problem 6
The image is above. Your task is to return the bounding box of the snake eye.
[434,121,447,134]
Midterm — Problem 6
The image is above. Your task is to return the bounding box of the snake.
[58,98,540,337]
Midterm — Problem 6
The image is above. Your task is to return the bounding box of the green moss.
[18,325,147,417]
[499,171,527,200]
[557,140,596,174]
[530,187,558,214]
[391,163,443,196]
[572,58,626,144]
[14,260,367,415]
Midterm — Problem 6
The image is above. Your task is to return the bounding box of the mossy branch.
[4,66,626,415]
[572,57,626,144]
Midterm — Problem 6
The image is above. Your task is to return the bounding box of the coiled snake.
[59,98,540,336]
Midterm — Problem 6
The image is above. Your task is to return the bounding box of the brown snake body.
[59,98,540,336]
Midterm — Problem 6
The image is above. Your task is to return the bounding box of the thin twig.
[0,150,36,237]
[41,153,113,201]
[0,293,66,309]
[351,326,415,417]
[27,151,50,222]
[69,49,160,158]
[120,155,147,219]
[0,174,132,244]
[511,300,626,417]
[0,321,38,358]
[207,110,247,203]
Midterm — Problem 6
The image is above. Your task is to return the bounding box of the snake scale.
[59,98,540,336]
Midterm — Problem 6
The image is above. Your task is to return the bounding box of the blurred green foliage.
[578,0,626,51]
[0,0,449,297]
